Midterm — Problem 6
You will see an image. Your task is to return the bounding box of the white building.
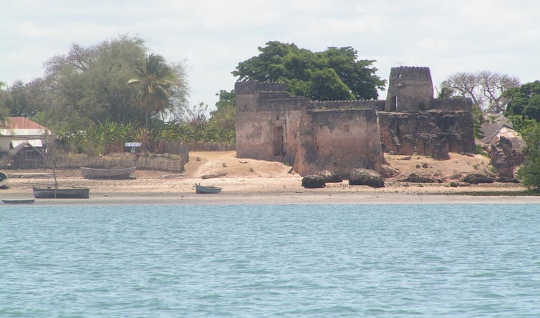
[0,117,51,153]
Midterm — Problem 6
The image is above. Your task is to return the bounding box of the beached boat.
[2,199,35,204]
[80,166,136,179]
[33,186,90,199]
[195,183,222,194]
[0,171,7,188]
[31,139,91,199]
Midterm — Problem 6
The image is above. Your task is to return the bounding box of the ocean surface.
[1,204,540,317]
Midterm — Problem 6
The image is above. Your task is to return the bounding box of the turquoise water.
[1,204,540,317]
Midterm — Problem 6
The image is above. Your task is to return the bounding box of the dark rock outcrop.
[380,164,399,178]
[401,173,440,183]
[301,175,326,188]
[318,170,343,183]
[349,168,385,188]
[449,181,470,187]
[462,173,495,184]
[495,176,520,183]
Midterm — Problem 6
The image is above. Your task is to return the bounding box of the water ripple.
[1,204,540,317]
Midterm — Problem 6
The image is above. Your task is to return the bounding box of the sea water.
[1,204,539,317]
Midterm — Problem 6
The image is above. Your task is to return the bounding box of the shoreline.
[3,191,540,205]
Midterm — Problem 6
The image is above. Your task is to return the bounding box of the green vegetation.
[0,35,233,154]
[516,122,540,191]
[502,81,540,191]
[504,81,540,122]
[233,41,385,100]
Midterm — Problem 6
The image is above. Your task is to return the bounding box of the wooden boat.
[2,199,35,204]
[81,166,136,179]
[31,138,90,199]
[195,183,222,194]
[0,171,7,188]
[33,186,90,199]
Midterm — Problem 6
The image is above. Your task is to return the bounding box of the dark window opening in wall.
[273,126,285,156]
[276,114,280,120]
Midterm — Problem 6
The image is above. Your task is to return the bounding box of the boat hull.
[81,167,136,179]
[195,184,222,194]
[33,187,90,199]
[2,199,35,204]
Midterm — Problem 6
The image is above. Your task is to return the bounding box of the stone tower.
[384,66,434,112]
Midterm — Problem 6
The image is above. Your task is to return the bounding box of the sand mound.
[184,151,295,178]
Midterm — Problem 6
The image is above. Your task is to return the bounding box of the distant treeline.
[0,35,235,153]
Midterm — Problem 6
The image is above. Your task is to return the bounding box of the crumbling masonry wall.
[236,81,384,176]
[235,66,476,176]
[380,67,475,159]
[294,107,382,176]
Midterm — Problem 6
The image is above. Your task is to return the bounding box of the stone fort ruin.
[235,66,475,176]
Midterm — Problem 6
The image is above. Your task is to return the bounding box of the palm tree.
[128,54,177,129]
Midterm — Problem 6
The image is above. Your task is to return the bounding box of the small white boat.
[195,183,222,194]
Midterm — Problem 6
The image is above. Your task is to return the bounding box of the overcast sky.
[3,0,539,108]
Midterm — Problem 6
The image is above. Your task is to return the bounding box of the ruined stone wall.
[236,80,384,173]
[380,67,475,159]
[378,110,475,159]
[431,97,472,112]
[235,81,308,162]
[294,108,383,176]
[385,66,434,112]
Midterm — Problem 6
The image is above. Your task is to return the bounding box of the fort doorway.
[273,126,285,156]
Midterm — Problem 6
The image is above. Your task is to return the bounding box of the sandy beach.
[2,151,539,205]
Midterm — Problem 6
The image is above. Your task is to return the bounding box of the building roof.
[0,117,51,137]
[480,114,513,145]
[3,117,48,130]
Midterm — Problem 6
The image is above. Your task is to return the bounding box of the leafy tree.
[517,122,540,191]
[208,90,236,143]
[233,41,385,100]
[42,36,149,130]
[441,71,520,113]
[1,79,47,117]
[504,81,540,122]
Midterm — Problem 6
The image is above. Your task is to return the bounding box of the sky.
[2,0,540,109]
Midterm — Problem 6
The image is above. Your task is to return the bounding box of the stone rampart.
[378,110,475,159]
[431,97,472,112]
[309,100,384,110]
[294,107,382,176]
[234,81,287,94]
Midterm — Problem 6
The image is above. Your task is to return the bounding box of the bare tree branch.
[441,71,520,113]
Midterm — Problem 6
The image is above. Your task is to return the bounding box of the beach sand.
[2,151,539,205]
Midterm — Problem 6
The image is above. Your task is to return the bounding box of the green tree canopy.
[517,122,540,191]
[3,35,189,133]
[232,41,385,100]
[504,81,540,122]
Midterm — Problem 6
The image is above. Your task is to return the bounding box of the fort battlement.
[389,66,432,81]
[309,100,384,110]
[235,81,287,94]
[431,97,472,112]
